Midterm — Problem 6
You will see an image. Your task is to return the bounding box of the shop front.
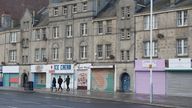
[47,64,74,90]
[31,65,48,89]
[75,64,91,90]
[2,66,20,88]
[91,65,114,92]
[166,58,192,97]
[135,59,165,95]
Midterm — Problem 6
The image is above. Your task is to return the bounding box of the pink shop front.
[135,59,166,95]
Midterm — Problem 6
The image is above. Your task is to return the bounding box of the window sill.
[176,54,188,57]
[142,56,158,59]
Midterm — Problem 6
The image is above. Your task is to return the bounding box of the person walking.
[51,77,57,92]
[65,75,70,91]
[57,76,63,91]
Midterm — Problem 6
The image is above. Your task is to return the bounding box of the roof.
[94,0,117,19]
[0,0,49,21]
[138,0,192,14]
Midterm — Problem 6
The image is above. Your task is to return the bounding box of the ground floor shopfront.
[135,59,166,95]
[90,65,115,92]
[166,58,192,97]
[2,66,20,88]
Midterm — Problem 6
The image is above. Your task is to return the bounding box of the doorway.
[121,73,130,92]
[22,73,28,87]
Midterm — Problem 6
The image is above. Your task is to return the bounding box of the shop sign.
[51,64,74,74]
[31,65,49,73]
[169,58,191,68]
[2,66,19,73]
[142,60,157,68]
[76,64,91,70]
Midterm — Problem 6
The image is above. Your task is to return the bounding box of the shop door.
[3,74,9,87]
[34,73,46,89]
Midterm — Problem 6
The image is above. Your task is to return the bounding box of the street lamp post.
[149,0,153,104]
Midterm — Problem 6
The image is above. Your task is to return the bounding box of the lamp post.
[149,0,153,104]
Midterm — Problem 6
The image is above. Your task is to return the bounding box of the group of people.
[51,75,70,92]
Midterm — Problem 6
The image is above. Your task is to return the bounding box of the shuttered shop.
[166,71,192,97]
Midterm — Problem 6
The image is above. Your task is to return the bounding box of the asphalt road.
[0,91,164,108]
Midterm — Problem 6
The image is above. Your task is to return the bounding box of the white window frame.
[72,4,77,13]
[80,23,87,36]
[53,7,59,16]
[121,29,125,39]
[105,44,112,59]
[121,7,125,19]
[52,48,59,60]
[63,6,68,15]
[36,29,40,40]
[176,39,188,56]
[121,50,125,60]
[10,32,17,43]
[126,50,130,61]
[66,47,72,60]
[127,29,131,39]
[35,48,40,61]
[80,46,87,59]
[144,15,158,30]
[82,2,88,11]
[41,48,46,61]
[98,21,103,34]
[66,25,72,37]
[126,6,130,18]
[106,20,112,34]
[177,10,188,27]
[144,41,158,57]
[9,50,16,62]
[97,45,103,59]
[53,26,59,38]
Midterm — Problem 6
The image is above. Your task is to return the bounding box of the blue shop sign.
[54,64,72,70]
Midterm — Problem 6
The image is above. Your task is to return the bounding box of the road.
[0,91,165,108]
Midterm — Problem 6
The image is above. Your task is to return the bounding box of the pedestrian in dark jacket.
[65,75,70,91]
[58,76,63,91]
[51,77,57,92]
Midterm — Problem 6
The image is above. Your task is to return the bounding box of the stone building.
[135,0,192,96]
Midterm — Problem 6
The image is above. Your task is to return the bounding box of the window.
[53,27,59,38]
[66,47,72,60]
[177,39,188,56]
[177,10,188,26]
[126,6,130,18]
[121,29,125,39]
[144,15,157,30]
[98,21,103,34]
[41,48,46,61]
[80,46,87,59]
[72,4,77,13]
[36,29,40,40]
[127,29,131,39]
[80,23,87,36]
[126,50,130,60]
[52,48,59,60]
[106,20,112,34]
[35,48,40,61]
[26,56,28,63]
[105,44,112,58]
[9,50,16,62]
[144,41,158,57]
[22,56,25,63]
[63,6,68,15]
[42,28,46,39]
[23,21,29,30]
[66,25,72,37]
[82,2,88,11]
[10,32,17,43]
[97,45,103,58]
[54,7,59,16]
[121,7,125,19]
[121,51,125,60]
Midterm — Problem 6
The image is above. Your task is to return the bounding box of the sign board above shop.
[169,58,191,69]
[2,66,19,73]
[49,64,74,74]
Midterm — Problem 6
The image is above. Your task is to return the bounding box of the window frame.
[143,41,158,57]
[176,39,188,56]
[53,7,59,16]
[105,44,112,59]
[53,26,59,38]
[66,25,72,37]
[9,50,16,62]
[80,23,88,36]
[97,45,103,59]
[10,32,17,43]
[82,1,88,11]
[52,47,59,60]
[177,10,188,27]
[80,45,87,59]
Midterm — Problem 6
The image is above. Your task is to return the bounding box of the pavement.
[0,87,191,108]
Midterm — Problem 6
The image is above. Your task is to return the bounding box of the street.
[0,91,165,108]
